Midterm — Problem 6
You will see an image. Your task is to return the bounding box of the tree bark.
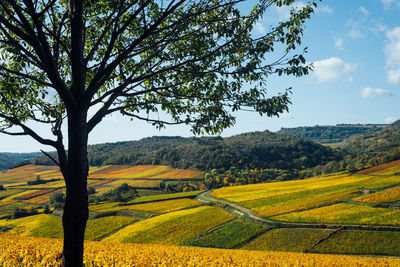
[62,110,89,267]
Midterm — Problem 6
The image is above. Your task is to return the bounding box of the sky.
[1,0,400,152]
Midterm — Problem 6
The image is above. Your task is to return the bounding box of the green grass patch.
[241,228,333,252]
[310,230,400,256]
[187,219,268,248]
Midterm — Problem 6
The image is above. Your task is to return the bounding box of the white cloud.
[384,27,400,84]
[254,22,266,35]
[360,87,393,99]
[385,116,398,123]
[334,38,344,50]
[358,6,369,16]
[312,57,357,83]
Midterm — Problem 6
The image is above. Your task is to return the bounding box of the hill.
[2,161,400,259]
[314,120,400,174]
[30,131,339,171]
[0,152,41,170]
[278,124,386,144]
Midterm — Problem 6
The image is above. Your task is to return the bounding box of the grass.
[271,203,400,226]
[241,228,333,252]
[187,219,268,249]
[310,230,400,256]
[103,206,236,245]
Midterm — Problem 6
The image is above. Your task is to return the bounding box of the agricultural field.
[353,185,400,204]
[357,159,400,175]
[89,165,203,179]
[103,206,235,245]
[270,203,400,226]
[241,228,334,252]
[2,161,400,260]
[310,230,400,256]
[2,235,400,266]
[187,219,268,249]
[93,198,203,214]
[127,190,202,204]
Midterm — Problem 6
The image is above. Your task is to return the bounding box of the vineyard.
[2,235,400,266]
[1,161,400,263]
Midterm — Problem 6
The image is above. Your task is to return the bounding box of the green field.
[241,228,334,252]
[187,219,268,249]
[310,230,400,256]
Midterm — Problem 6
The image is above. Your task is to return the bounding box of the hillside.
[2,161,400,259]
[320,120,400,173]
[0,152,41,170]
[30,131,339,171]
[279,124,386,144]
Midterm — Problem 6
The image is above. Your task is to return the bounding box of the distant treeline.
[30,131,339,172]
[279,125,385,144]
[312,120,400,175]
[24,120,400,186]
[0,152,41,170]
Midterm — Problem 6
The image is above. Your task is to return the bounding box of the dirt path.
[197,190,400,232]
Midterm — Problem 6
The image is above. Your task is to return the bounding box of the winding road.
[197,190,400,232]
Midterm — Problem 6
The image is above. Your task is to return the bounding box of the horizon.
[0,121,393,154]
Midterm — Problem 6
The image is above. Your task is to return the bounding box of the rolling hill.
[30,131,340,171]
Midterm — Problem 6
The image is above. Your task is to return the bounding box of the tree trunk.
[62,111,89,267]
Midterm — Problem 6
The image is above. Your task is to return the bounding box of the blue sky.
[1,0,399,152]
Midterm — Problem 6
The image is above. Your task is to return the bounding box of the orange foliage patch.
[357,160,400,175]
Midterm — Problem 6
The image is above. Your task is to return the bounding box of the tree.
[0,0,317,265]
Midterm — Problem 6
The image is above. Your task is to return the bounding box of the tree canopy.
[0,0,318,265]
